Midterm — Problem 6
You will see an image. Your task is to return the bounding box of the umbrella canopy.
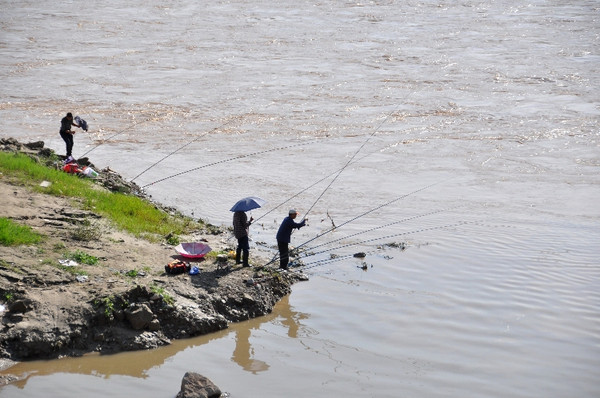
[175,242,212,259]
[230,196,266,212]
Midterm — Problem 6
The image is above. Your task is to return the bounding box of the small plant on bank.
[204,251,217,260]
[150,284,175,306]
[125,269,138,278]
[205,250,231,261]
[67,250,99,265]
[2,290,15,303]
[203,224,222,235]
[0,259,25,274]
[165,232,180,246]
[54,263,89,276]
[95,295,116,318]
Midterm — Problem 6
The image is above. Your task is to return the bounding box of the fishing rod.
[293,178,451,252]
[253,148,382,223]
[130,113,252,183]
[300,102,408,221]
[260,180,453,268]
[132,78,370,184]
[79,117,153,159]
[257,105,461,226]
[141,139,320,189]
[302,206,461,252]
[253,119,441,223]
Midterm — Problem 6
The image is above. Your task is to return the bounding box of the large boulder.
[176,372,222,398]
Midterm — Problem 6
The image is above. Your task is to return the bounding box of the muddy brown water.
[1,1,599,397]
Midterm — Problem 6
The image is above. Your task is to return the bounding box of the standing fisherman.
[276,209,307,270]
[59,112,81,161]
[233,211,253,267]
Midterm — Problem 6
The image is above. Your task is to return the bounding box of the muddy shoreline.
[0,138,306,383]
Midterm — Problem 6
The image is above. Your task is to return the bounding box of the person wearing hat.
[276,209,307,270]
[59,112,81,160]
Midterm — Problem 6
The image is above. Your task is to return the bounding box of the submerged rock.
[176,372,222,398]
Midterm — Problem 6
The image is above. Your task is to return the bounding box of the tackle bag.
[165,259,191,275]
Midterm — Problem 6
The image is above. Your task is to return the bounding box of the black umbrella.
[230,196,266,212]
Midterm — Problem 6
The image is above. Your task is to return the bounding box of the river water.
[1,0,599,397]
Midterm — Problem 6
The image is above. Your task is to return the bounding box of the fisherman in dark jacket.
[276,209,307,270]
[233,211,253,267]
[59,112,81,160]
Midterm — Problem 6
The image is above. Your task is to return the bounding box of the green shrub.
[68,250,99,265]
[71,220,103,242]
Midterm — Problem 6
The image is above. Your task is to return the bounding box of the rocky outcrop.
[0,266,305,360]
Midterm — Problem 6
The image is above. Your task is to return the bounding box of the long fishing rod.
[130,113,251,183]
[302,206,461,252]
[300,102,407,220]
[253,147,382,223]
[297,220,470,261]
[141,139,319,189]
[79,117,153,159]
[132,78,370,184]
[253,120,435,222]
[256,119,440,225]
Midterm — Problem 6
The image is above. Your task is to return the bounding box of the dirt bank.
[0,138,306,377]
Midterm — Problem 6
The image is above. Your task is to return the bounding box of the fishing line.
[294,251,372,270]
[137,78,370,189]
[297,221,471,262]
[130,114,244,183]
[141,139,319,189]
[302,206,462,252]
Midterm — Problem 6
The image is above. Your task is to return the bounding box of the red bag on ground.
[62,163,81,174]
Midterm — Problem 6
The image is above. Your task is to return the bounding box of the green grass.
[0,217,43,246]
[0,151,205,240]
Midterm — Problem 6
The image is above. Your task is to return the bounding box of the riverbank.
[0,138,306,383]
